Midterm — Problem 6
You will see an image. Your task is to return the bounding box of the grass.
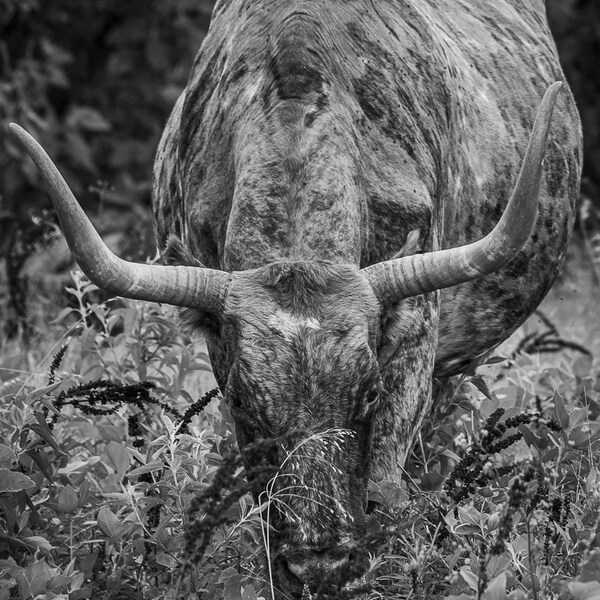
[1,269,599,599]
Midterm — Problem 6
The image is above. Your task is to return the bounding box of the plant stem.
[527,519,539,600]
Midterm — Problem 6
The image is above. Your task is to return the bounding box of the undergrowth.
[0,271,599,599]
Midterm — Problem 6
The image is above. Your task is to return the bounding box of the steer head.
[215,261,381,594]
[9,82,561,598]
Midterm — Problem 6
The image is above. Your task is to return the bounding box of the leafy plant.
[1,271,599,599]
[367,353,600,600]
[0,271,268,599]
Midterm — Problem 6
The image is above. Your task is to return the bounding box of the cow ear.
[376,295,428,368]
[165,236,220,335]
[390,229,421,259]
[163,234,206,268]
[160,237,225,335]
[178,306,220,338]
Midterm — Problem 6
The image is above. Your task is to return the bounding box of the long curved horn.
[362,82,562,305]
[9,123,229,314]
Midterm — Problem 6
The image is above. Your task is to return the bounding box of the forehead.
[223,262,381,362]
[266,310,322,341]
[227,261,380,322]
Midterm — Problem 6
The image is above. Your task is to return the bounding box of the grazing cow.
[11,0,581,597]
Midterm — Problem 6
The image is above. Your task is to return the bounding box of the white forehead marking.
[267,310,321,340]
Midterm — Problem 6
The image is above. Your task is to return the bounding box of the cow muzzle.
[277,545,354,595]
[287,545,351,580]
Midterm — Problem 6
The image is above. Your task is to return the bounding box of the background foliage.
[547,0,600,205]
[0,0,214,336]
[1,0,213,225]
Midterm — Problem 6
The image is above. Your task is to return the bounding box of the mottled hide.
[151,0,581,596]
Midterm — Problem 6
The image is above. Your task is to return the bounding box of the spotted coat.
[152,1,581,595]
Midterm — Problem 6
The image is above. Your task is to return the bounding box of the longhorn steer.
[11,0,581,597]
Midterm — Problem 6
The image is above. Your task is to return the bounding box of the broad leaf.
[580,551,600,583]
[471,375,493,400]
[0,468,36,493]
[128,460,165,478]
[21,535,54,553]
[15,559,54,598]
[460,566,479,592]
[223,572,244,600]
[0,445,15,468]
[97,507,121,537]
[58,484,79,513]
[553,392,570,429]
[28,381,63,402]
[568,582,600,600]
[156,553,178,568]
[104,441,131,476]
[482,573,508,600]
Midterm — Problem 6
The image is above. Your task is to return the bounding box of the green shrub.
[0,271,267,599]
[0,273,599,599]
[369,354,600,599]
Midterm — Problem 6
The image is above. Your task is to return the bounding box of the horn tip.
[8,122,30,144]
